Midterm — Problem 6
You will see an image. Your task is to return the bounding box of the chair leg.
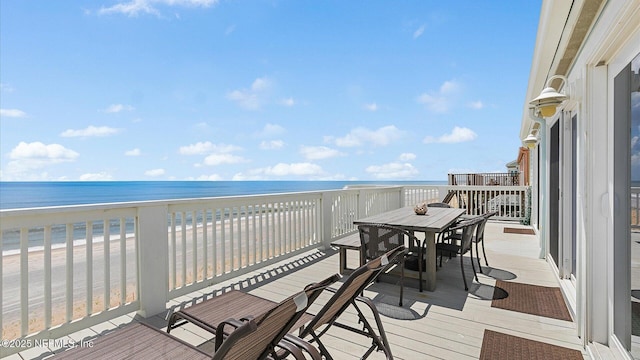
[399,259,404,306]
[469,246,479,282]
[481,240,489,266]
[418,244,424,293]
[460,251,468,291]
[475,241,483,274]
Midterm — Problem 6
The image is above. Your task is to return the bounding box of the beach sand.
[2,209,318,339]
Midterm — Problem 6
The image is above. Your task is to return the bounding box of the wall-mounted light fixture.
[523,133,538,149]
[529,75,568,117]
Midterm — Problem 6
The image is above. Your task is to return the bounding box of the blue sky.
[0,1,540,181]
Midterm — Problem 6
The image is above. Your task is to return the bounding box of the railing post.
[437,186,448,202]
[136,204,169,317]
[320,192,333,249]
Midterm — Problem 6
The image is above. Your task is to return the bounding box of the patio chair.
[440,211,498,274]
[289,245,405,360]
[168,246,406,360]
[358,223,419,306]
[473,211,498,273]
[427,202,451,208]
[436,217,484,291]
[54,274,337,359]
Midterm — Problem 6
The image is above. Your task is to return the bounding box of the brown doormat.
[480,330,583,360]
[492,280,572,321]
[503,227,535,235]
[633,301,640,336]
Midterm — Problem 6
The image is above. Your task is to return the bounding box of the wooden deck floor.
[16,221,588,359]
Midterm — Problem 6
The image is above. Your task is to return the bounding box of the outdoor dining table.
[353,206,466,291]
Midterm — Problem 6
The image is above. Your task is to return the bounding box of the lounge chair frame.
[168,246,405,360]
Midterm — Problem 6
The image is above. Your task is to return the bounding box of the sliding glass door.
[613,52,639,356]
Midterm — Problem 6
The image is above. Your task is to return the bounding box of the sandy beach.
[1,209,318,339]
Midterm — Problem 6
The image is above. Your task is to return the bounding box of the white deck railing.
[0,184,528,355]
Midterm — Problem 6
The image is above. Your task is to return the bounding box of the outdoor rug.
[491,280,572,321]
[503,227,536,235]
[633,301,640,336]
[479,330,583,360]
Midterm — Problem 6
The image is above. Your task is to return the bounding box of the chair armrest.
[214,317,257,357]
[214,317,252,350]
[281,334,322,360]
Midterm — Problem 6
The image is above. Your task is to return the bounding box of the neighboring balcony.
[448,172,523,186]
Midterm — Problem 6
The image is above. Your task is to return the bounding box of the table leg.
[424,231,437,291]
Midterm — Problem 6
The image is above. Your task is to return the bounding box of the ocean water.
[0,180,445,253]
[0,180,446,210]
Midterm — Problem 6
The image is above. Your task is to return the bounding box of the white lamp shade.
[524,133,538,149]
[529,78,569,118]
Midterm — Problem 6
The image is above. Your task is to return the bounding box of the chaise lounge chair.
[168,246,406,360]
[54,274,338,360]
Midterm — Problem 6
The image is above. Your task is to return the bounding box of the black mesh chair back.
[436,217,483,290]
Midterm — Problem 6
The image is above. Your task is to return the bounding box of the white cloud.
[98,0,218,17]
[104,104,134,113]
[234,162,324,180]
[365,162,419,179]
[363,103,378,111]
[300,146,344,160]
[202,153,247,166]
[439,80,459,94]
[145,168,165,177]
[260,140,284,150]
[0,83,15,93]
[179,141,246,167]
[254,123,285,138]
[264,163,324,176]
[417,93,448,113]
[423,126,478,144]
[417,80,460,113]
[468,100,484,109]
[178,141,241,155]
[80,172,113,181]
[125,148,141,156]
[268,163,323,176]
[251,77,269,91]
[4,142,79,179]
[9,142,79,162]
[194,173,223,180]
[227,77,271,110]
[334,125,403,148]
[60,125,120,138]
[1,108,27,118]
[226,91,259,110]
[399,153,416,161]
[413,25,425,39]
[281,97,295,107]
